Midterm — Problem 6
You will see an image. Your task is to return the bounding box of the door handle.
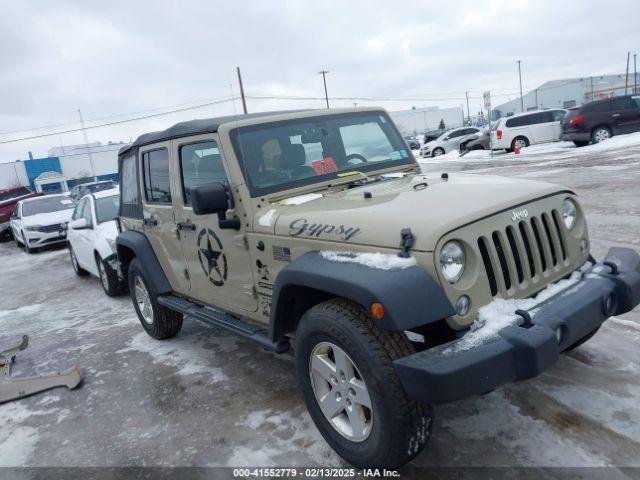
[143,217,158,226]
[177,222,196,231]
[612,113,621,117]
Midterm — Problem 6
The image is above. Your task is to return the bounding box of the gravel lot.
[1,138,639,473]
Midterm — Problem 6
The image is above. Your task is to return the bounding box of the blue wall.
[23,157,62,190]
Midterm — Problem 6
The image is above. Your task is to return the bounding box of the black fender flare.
[115,230,172,294]
[269,251,455,341]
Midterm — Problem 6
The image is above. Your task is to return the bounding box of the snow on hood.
[264,173,567,251]
[320,251,417,270]
[22,209,74,227]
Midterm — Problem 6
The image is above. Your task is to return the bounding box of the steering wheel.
[345,153,368,165]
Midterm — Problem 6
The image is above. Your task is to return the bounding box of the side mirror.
[10,212,17,219]
[69,218,90,230]
[190,183,240,230]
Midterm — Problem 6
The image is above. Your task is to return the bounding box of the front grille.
[39,223,63,233]
[477,209,568,297]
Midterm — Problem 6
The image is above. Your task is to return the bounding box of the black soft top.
[118,110,305,157]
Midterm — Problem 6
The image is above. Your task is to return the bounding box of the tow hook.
[398,228,414,258]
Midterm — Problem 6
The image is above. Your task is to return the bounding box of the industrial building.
[0,141,125,191]
[494,73,637,117]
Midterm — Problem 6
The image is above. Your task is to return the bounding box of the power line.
[0,97,238,145]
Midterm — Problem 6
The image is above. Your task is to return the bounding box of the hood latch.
[398,228,414,258]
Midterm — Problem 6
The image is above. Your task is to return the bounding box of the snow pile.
[258,208,277,227]
[280,193,323,205]
[320,251,417,270]
[448,266,589,353]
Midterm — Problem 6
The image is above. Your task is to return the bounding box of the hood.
[22,209,74,227]
[256,173,568,252]
[94,220,118,241]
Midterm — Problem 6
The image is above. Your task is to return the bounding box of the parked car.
[491,109,567,151]
[459,128,490,155]
[114,107,640,468]
[69,180,116,201]
[0,186,42,240]
[423,129,445,143]
[10,194,76,253]
[562,95,640,146]
[67,187,124,296]
[420,127,481,157]
[403,135,420,150]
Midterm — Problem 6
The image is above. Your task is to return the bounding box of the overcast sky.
[1,0,638,162]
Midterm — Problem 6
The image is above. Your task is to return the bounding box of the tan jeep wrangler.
[115,108,640,468]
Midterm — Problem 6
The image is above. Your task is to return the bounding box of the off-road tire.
[69,246,89,276]
[96,254,123,297]
[565,326,601,352]
[128,258,182,339]
[294,298,432,468]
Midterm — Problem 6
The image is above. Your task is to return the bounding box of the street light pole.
[319,70,330,109]
[465,91,471,125]
[516,60,524,112]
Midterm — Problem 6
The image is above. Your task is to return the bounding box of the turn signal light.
[370,302,385,320]
[570,115,585,126]
[496,129,502,139]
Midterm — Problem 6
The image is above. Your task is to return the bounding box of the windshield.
[0,187,31,202]
[87,182,115,194]
[230,112,413,196]
[22,196,75,216]
[95,194,119,223]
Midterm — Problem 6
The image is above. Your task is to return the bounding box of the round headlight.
[562,199,577,230]
[439,240,465,283]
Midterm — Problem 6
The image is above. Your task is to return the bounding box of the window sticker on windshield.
[61,199,73,204]
[400,149,408,158]
[311,157,338,175]
[389,151,402,160]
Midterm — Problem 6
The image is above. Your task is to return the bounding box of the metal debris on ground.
[0,335,82,403]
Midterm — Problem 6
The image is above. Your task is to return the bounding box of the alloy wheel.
[309,342,373,442]
[594,128,610,143]
[133,275,154,325]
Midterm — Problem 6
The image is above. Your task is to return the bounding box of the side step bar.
[157,295,290,354]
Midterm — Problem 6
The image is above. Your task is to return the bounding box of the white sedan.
[420,127,481,157]
[10,194,76,253]
[67,188,125,296]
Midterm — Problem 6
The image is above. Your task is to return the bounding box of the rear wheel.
[128,258,183,339]
[573,140,589,147]
[294,299,432,468]
[511,136,529,150]
[96,254,122,297]
[591,126,611,143]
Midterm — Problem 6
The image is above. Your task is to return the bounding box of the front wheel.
[294,299,432,468]
[431,147,445,157]
[128,258,183,339]
[96,254,123,297]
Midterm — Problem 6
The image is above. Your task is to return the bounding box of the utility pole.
[634,54,638,94]
[516,60,524,112]
[465,91,471,125]
[236,67,248,114]
[319,70,330,109]
[625,52,630,95]
[77,108,96,181]
[590,76,594,101]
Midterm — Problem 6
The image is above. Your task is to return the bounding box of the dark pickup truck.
[0,186,41,239]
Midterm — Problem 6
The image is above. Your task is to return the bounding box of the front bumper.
[23,229,67,247]
[394,247,640,404]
